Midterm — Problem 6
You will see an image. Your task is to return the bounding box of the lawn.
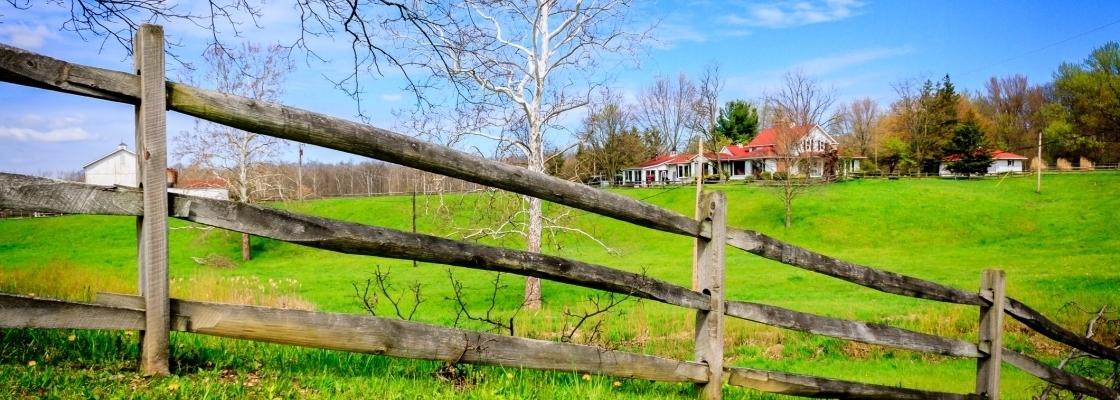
[1,172,1117,398]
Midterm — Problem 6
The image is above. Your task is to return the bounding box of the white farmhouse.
[83,143,138,186]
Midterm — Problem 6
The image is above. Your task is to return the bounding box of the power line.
[957,17,1120,78]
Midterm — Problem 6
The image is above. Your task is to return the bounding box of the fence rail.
[1,30,1117,399]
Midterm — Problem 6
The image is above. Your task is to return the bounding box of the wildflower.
[613,381,621,387]
[125,331,134,337]
[27,360,36,367]
[168,382,180,391]
[582,374,591,381]
[68,334,76,342]
[506,372,514,380]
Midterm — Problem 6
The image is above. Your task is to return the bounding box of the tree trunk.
[784,200,792,229]
[524,195,543,310]
[241,233,251,261]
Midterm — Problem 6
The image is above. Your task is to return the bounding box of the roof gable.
[83,148,136,169]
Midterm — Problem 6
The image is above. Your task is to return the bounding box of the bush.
[859,162,881,174]
[1030,157,1048,172]
[760,171,773,180]
[1080,157,1095,171]
[791,173,808,179]
[1056,158,1073,172]
[771,171,789,180]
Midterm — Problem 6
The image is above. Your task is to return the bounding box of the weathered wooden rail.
[1,27,1117,399]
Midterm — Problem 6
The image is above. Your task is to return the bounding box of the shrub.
[859,162,881,174]
[1080,157,1095,171]
[760,171,773,180]
[1030,157,1048,172]
[1056,158,1073,172]
[772,171,789,180]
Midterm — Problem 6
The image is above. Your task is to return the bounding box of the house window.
[1006,160,1013,166]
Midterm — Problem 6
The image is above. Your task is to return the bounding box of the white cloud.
[725,0,865,28]
[796,47,911,75]
[0,126,98,142]
[0,24,59,49]
[380,94,402,101]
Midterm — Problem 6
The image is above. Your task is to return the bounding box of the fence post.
[694,190,726,399]
[976,269,1006,399]
[134,23,170,376]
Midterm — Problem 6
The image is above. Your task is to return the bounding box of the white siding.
[84,151,137,186]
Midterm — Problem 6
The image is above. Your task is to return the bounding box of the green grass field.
[1,173,1118,398]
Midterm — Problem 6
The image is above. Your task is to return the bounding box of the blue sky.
[2,0,1119,174]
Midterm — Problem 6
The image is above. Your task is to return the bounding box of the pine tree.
[944,121,993,177]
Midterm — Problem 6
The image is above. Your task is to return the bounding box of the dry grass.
[1056,158,1073,172]
[1030,157,1048,172]
[0,261,313,310]
[0,260,133,302]
[170,274,314,310]
[1080,157,1095,171]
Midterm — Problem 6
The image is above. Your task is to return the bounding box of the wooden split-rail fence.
[1,25,1117,400]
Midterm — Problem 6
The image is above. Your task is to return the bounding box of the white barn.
[82,143,230,200]
[83,143,138,186]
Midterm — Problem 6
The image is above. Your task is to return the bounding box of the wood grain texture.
[95,293,709,383]
[975,270,1005,399]
[0,174,708,311]
[694,191,726,399]
[0,293,145,330]
[1002,349,1120,400]
[724,301,982,358]
[134,24,170,376]
[725,366,984,400]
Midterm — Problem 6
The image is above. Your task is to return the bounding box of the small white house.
[83,143,138,186]
[939,150,1028,176]
[621,153,715,185]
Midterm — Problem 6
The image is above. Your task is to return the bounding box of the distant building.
[82,143,229,200]
[83,143,138,186]
[939,150,1028,176]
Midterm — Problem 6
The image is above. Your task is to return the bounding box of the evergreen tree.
[715,100,760,144]
[944,121,993,176]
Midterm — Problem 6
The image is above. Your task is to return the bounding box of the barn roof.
[82,147,135,170]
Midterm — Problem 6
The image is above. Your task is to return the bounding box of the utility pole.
[1036,130,1042,194]
[692,136,704,291]
[298,144,304,201]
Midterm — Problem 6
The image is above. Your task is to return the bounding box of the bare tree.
[690,62,724,180]
[763,69,837,128]
[979,74,1045,153]
[762,69,836,228]
[385,0,648,309]
[635,72,699,153]
[831,97,882,162]
[174,42,294,261]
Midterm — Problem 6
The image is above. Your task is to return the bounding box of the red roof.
[943,149,1028,161]
[745,124,817,149]
[631,152,715,169]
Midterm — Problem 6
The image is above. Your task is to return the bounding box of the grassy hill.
[1,173,1118,398]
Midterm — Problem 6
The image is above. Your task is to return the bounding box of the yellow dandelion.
[125,331,134,337]
[27,360,36,367]
[582,374,591,381]
[168,382,180,391]
[506,372,514,380]
[613,381,622,387]
[68,334,76,342]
